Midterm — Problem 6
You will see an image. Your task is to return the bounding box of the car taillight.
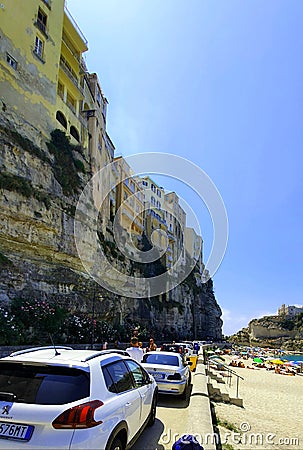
[52,400,104,429]
[167,373,182,380]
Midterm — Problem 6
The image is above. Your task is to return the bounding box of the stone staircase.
[206,364,244,407]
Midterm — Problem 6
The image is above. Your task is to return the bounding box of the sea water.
[283,354,303,362]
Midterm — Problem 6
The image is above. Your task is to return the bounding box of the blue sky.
[67,0,303,335]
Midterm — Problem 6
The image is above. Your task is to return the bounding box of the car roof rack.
[82,349,129,362]
[9,346,73,357]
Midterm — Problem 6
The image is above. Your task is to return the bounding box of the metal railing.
[206,358,244,398]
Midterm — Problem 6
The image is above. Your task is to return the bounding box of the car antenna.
[49,334,60,356]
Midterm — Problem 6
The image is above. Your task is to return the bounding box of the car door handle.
[125,402,132,408]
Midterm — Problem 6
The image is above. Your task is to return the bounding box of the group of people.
[126,337,157,363]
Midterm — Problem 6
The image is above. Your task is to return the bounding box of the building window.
[70,126,80,142]
[142,180,148,187]
[96,89,102,105]
[66,92,76,114]
[129,181,135,193]
[102,101,107,119]
[151,184,156,193]
[34,36,44,59]
[42,0,51,9]
[157,189,162,197]
[6,53,18,70]
[57,81,64,100]
[56,111,67,129]
[36,8,48,35]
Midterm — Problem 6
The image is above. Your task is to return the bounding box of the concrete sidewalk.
[184,357,217,450]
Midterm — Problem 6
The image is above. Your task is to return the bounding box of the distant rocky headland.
[229,304,303,351]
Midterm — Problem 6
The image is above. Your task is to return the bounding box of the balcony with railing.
[64,5,88,46]
[60,67,84,97]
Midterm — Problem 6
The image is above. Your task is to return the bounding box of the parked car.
[0,346,158,450]
[159,343,185,354]
[173,342,199,371]
[174,342,194,355]
[141,351,191,399]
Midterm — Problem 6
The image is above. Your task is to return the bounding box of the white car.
[0,346,158,449]
[141,351,191,399]
[174,342,194,355]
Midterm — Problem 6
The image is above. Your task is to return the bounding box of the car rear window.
[161,345,183,353]
[143,354,179,366]
[0,362,90,405]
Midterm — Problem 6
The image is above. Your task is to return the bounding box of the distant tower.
[278,304,286,316]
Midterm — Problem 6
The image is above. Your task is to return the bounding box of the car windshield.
[0,362,90,405]
[162,345,183,353]
[143,354,179,366]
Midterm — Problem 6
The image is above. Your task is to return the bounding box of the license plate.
[152,373,165,380]
[0,422,34,441]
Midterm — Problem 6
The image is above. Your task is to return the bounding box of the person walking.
[126,337,144,363]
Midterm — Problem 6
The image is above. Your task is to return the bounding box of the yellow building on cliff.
[0,0,89,147]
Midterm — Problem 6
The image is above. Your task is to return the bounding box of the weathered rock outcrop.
[229,314,303,351]
[0,121,223,342]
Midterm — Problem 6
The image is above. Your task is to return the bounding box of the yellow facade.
[137,176,168,256]
[164,192,187,267]
[114,157,144,236]
[0,0,89,148]
[1,0,65,140]
[55,6,89,147]
[86,73,115,233]
[184,227,203,278]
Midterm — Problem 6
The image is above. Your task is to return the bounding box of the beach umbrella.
[270,359,285,365]
[253,357,263,363]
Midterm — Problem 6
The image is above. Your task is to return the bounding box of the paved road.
[131,361,217,450]
[131,390,192,450]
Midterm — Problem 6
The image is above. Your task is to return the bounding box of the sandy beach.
[213,354,303,450]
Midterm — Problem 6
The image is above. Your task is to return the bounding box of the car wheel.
[147,394,157,426]
[109,437,124,450]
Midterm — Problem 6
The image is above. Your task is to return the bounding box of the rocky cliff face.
[0,120,223,342]
[229,314,303,351]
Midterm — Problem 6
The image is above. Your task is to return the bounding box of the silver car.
[141,351,191,399]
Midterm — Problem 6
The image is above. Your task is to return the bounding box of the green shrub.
[47,130,84,195]
[1,126,50,163]
[0,172,32,197]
